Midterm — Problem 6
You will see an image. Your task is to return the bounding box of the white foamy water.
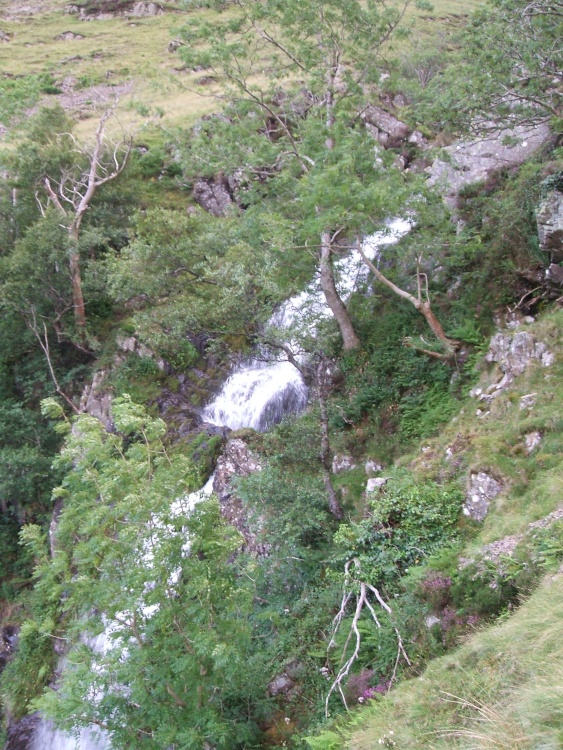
[32,219,410,750]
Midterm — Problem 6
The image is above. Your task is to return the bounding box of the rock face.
[4,714,41,750]
[213,438,262,501]
[537,183,563,262]
[463,471,503,521]
[67,1,164,20]
[79,369,113,430]
[486,330,554,375]
[213,438,265,552]
[193,175,233,216]
[361,105,410,148]
[427,123,552,210]
[470,330,555,402]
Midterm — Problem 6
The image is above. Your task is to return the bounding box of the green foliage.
[414,0,562,135]
[0,619,57,720]
[20,396,269,749]
[334,472,463,587]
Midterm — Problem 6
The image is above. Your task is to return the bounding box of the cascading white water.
[30,219,410,750]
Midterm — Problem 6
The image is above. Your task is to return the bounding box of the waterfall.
[29,219,410,750]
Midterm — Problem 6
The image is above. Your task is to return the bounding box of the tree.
[37,104,132,339]
[18,396,263,749]
[418,0,563,136]
[179,0,420,350]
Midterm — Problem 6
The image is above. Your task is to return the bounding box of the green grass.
[336,571,563,750]
[308,308,563,750]
[0,0,483,139]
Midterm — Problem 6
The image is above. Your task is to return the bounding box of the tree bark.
[319,232,361,351]
[356,243,459,356]
[68,225,87,334]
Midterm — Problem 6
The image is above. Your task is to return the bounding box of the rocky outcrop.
[4,714,41,750]
[365,459,384,475]
[55,31,84,40]
[213,438,262,501]
[361,105,410,148]
[67,1,164,20]
[537,179,563,262]
[332,454,357,473]
[213,438,265,552]
[470,330,555,402]
[463,471,503,522]
[193,174,234,216]
[79,369,112,430]
[427,123,552,210]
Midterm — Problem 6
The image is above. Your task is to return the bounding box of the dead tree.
[39,104,132,341]
[356,241,459,359]
[325,558,410,715]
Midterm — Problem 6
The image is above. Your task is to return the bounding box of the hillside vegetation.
[0,0,561,748]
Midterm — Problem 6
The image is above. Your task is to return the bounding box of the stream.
[29,219,410,750]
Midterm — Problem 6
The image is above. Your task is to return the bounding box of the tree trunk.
[68,226,87,335]
[319,231,361,351]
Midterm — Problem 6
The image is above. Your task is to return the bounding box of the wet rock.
[427,123,551,210]
[332,454,357,474]
[193,174,233,216]
[79,369,113,430]
[4,713,41,750]
[546,263,563,286]
[365,459,383,475]
[366,477,389,493]
[524,431,542,454]
[537,182,563,262]
[463,472,503,522]
[361,105,410,148]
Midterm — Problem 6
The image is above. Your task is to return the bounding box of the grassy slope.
[318,309,563,750]
[346,571,563,750]
[0,0,481,138]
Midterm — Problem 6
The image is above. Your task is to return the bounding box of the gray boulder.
[361,105,410,148]
[193,175,233,216]
[463,472,503,522]
[332,454,357,474]
[427,123,551,210]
